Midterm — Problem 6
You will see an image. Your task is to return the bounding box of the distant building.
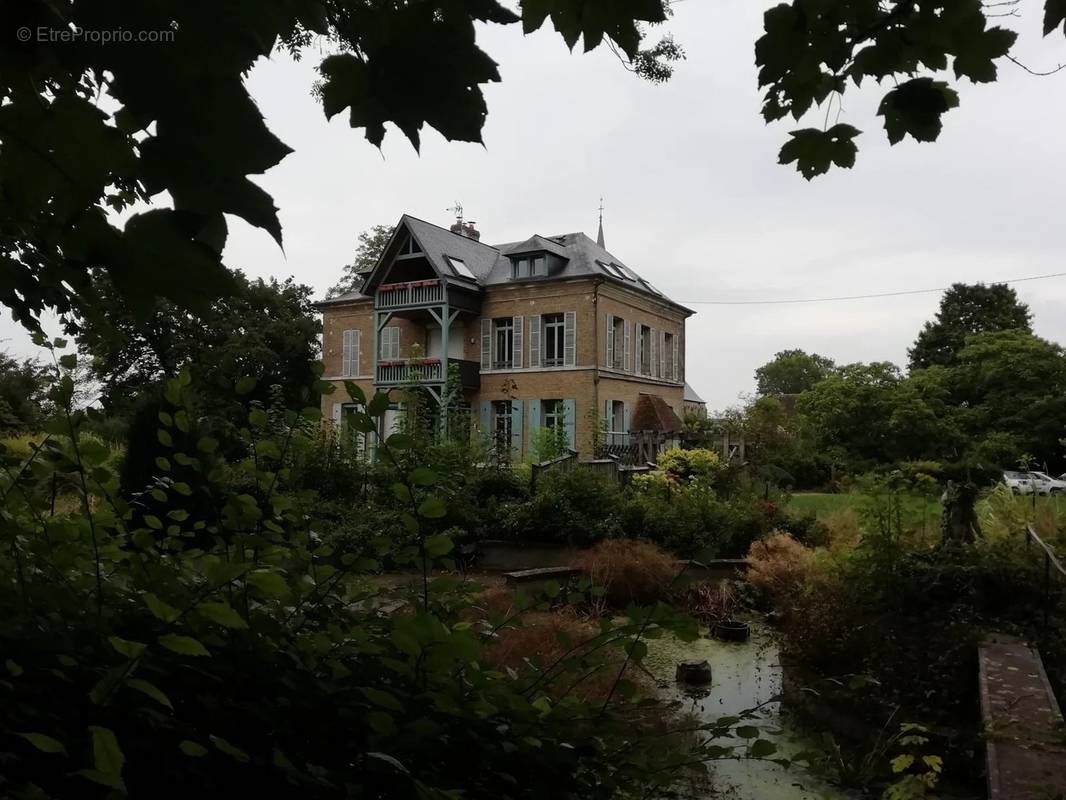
[683,382,707,418]
[316,213,707,462]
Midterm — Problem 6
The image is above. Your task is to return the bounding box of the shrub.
[655,446,720,485]
[575,539,678,607]
[746,532,815,603]
[503,468,621,545]
[675,580,738,624]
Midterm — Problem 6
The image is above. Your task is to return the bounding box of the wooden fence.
[530,450,652,492]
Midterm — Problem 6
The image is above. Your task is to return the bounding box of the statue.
[940,480,982,545]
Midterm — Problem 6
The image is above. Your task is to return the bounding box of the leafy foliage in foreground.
[756,0,1060,178]
[1,0,672,330]
[0,358,793,798]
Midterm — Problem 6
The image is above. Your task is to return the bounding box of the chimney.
[462,221,481,241]
[450,222,465,236]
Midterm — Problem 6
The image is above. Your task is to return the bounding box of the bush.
[502,468,621,545]
[575,539,678,607]
[746,532,815,603]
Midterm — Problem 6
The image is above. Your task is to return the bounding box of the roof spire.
[596,196,605,248]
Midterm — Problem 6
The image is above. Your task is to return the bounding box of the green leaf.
[891,754,915,773]
[778,124,861,180]
[367,392,392,416]
[157,429,173,447]
[144,593,180,623]
[158,412,173,427]
[1045,0,1066,35]
[126,678,173,709]
[158,634,211,657]
[144,515,163,530]
[16,732,67,755]
[877,78,959,145]
[108,636,147,659]
[197,601,249,629]
[360,687,404,712]
[88,726,126,791]
[424,533,454,557]
[235,376,257,395]
[750,738,777,758]
[179,740,208,757]
[6,658,23,677]
[248,408,268,427]
[417,496,447,519]
[953,26,1016,83]
[197,437,219,454]
[391,630,421,657]
[409,467,438,486]
[247,570,289,599]
[735,725,760,739]
[210,734,249,763]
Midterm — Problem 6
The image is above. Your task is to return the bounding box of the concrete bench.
[503,566,583,587]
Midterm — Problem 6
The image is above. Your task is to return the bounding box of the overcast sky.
[4,0,1065,410]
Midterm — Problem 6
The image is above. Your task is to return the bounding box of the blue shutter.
[527,399,541,443]
[479,401,491,442]
[563,399,576,450]
[510,399,523,456]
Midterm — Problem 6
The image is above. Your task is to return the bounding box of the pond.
[643,619,856,800]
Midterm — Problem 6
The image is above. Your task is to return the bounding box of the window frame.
[493,318,514,369]
[542,313,565,367]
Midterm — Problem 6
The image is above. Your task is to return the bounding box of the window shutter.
[480,319,491,370]
[563,399,576,449]
[623,401,631,434]
[660,331,667,378]
[605,314,614,368]
[513,315,523,369]
[529,315,541,368]
[332,403,342,426]
[341,330,352,377]
[391,327,401,360]
[650,328,657,378]
[623,321,631,373]
[527,399,541,445]
[563,311,576,367]
[354,330,361,376]
[674,335,681,382]
[510,399,523,456]
[479,400,491,440]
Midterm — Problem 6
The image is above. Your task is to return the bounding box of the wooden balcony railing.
[375,279,444,309]
[375,358,481,389]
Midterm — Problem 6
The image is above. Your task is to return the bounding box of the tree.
[328,223,394,297]
[67,271,321,422]
[0,352,49,431]
[755,349,836,395]
[908,283,1032,370]
[1,2,673,331]
[758,0,1065,178]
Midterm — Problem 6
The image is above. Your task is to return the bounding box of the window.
[342,329,360,377]
[493,400,513,444]
[542,399,564,429]
[663,332,675,380]
[512,255,547,279]
[401,236,420,255]
[493,318,514,369]
[379,326,401,360]
[445,255,476,280]
[542,313,565,367]
[638,324,652,375]
[608,316,625,370]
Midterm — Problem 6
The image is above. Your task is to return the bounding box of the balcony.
[375,358,480,390]
[376,279,444,310]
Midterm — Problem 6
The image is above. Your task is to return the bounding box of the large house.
[317,213,697,461]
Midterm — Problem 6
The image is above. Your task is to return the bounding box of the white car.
[1003,471,1034,495]
[1028,471,1066,496]
[1004,470,1066,496]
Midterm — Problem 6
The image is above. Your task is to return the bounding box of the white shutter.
[605,314,614,369]
[529,314,541,368]
[659,330,666,378]
[563,311,576,367]
[623,320,631,373]
[649,328,657,378]
[673,334,680,382]
[331,403,342,426]
[354,330,361,376]
[512,315,523,369]
[480,318,491,369]
[342,330,353,377]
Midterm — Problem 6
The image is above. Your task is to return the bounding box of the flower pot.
[713,619,751,643]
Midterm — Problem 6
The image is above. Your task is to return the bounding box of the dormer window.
[513,255,546,279]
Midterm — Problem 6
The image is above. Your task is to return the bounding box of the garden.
[4,353,1064,800]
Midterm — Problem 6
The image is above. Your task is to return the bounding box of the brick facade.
[318,217,695,461]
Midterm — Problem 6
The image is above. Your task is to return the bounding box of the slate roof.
[683,382,706,405]
[631,393,684,434]
[317,214,691,312]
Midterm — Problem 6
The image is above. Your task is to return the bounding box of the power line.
[674,270,1066,306]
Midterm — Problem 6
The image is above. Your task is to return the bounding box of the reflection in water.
[643,621,852,800]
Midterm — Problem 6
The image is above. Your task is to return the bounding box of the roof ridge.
[401,213,501,254]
